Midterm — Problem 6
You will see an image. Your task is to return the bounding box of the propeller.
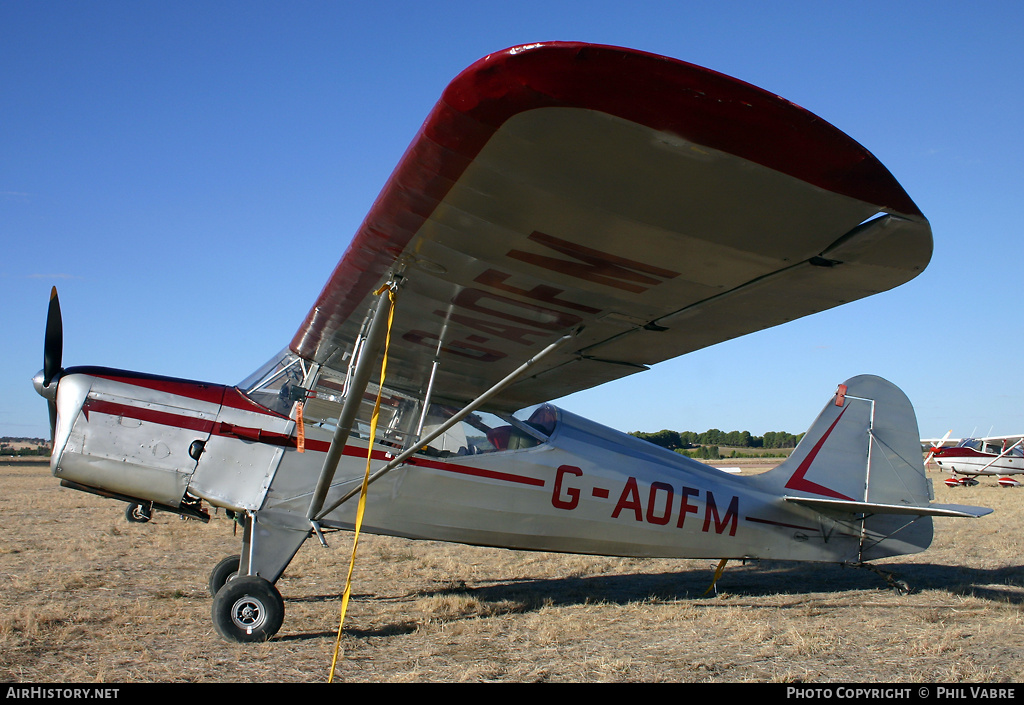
[43,286,63,386]
[923,429,953,468]
[34,287,64,441]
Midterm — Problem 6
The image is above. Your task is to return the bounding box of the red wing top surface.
[291,42,932,411]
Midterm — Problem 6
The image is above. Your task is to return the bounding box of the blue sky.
[2,1,1021,440]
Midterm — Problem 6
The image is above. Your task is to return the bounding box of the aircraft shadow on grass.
[277,560,1024,641]
[421,561,1024,605]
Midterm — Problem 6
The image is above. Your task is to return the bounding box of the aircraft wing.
[921,434,1024,448]
[291,42,932,412]
[979,434,1024,443]
[921,436,960,448]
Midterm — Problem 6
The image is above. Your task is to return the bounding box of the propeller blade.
[924,429,953,468]
[43,286,63,386]
[48,400,58,443]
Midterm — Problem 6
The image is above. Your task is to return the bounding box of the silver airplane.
[33,42,989,642]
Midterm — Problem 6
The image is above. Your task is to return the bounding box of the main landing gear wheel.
[125,502,152,523]
[208,555,241,597]
[212,576,284,643]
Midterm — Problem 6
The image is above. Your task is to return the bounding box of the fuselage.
[932,440,1024,477]
[47,364,892,566]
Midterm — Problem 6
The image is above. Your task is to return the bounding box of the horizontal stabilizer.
[785,495,992,519]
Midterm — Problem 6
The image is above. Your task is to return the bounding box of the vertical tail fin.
[765,375,928,506]
[757,376,986,560]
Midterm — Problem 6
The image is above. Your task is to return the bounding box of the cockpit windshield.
[238,349,559,455]
[238,349,309,416]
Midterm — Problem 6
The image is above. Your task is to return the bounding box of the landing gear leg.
[208,511,310,643]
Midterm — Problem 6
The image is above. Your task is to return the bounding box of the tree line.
[0,437,51,457]
[629,428,804,459]
[0,446,50,457]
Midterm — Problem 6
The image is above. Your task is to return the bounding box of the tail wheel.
[125,503,152,523]
[891,579,912,596]
[212,576,284,643]
[208,554,241,597]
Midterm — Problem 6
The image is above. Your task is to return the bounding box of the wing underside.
[291,42,932,411]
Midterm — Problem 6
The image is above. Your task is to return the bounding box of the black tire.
[212,576,284,643]
[125,503,152,523]
[208,554,241,597]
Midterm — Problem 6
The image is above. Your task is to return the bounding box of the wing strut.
[306,280,400,524]
[312,329,579,522]
[975,439,1024,475]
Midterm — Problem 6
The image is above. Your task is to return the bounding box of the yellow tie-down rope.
[703,558,729,596]
[329,285,396,682]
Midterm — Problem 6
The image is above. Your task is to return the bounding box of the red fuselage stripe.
[83,398,218,435]
[935,448,1003,459]
[81,397,545,488]
[86,370,289,419]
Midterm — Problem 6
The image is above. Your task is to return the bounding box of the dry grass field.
[1,459,1022,683]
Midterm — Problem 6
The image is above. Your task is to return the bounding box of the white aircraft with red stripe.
[925,434,1024,487]
[32,42,990,643]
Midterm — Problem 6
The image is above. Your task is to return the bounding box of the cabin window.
[303,370,421,451]
[239,351,559,456]
[514,404,558,437]
[415,403,557,458]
